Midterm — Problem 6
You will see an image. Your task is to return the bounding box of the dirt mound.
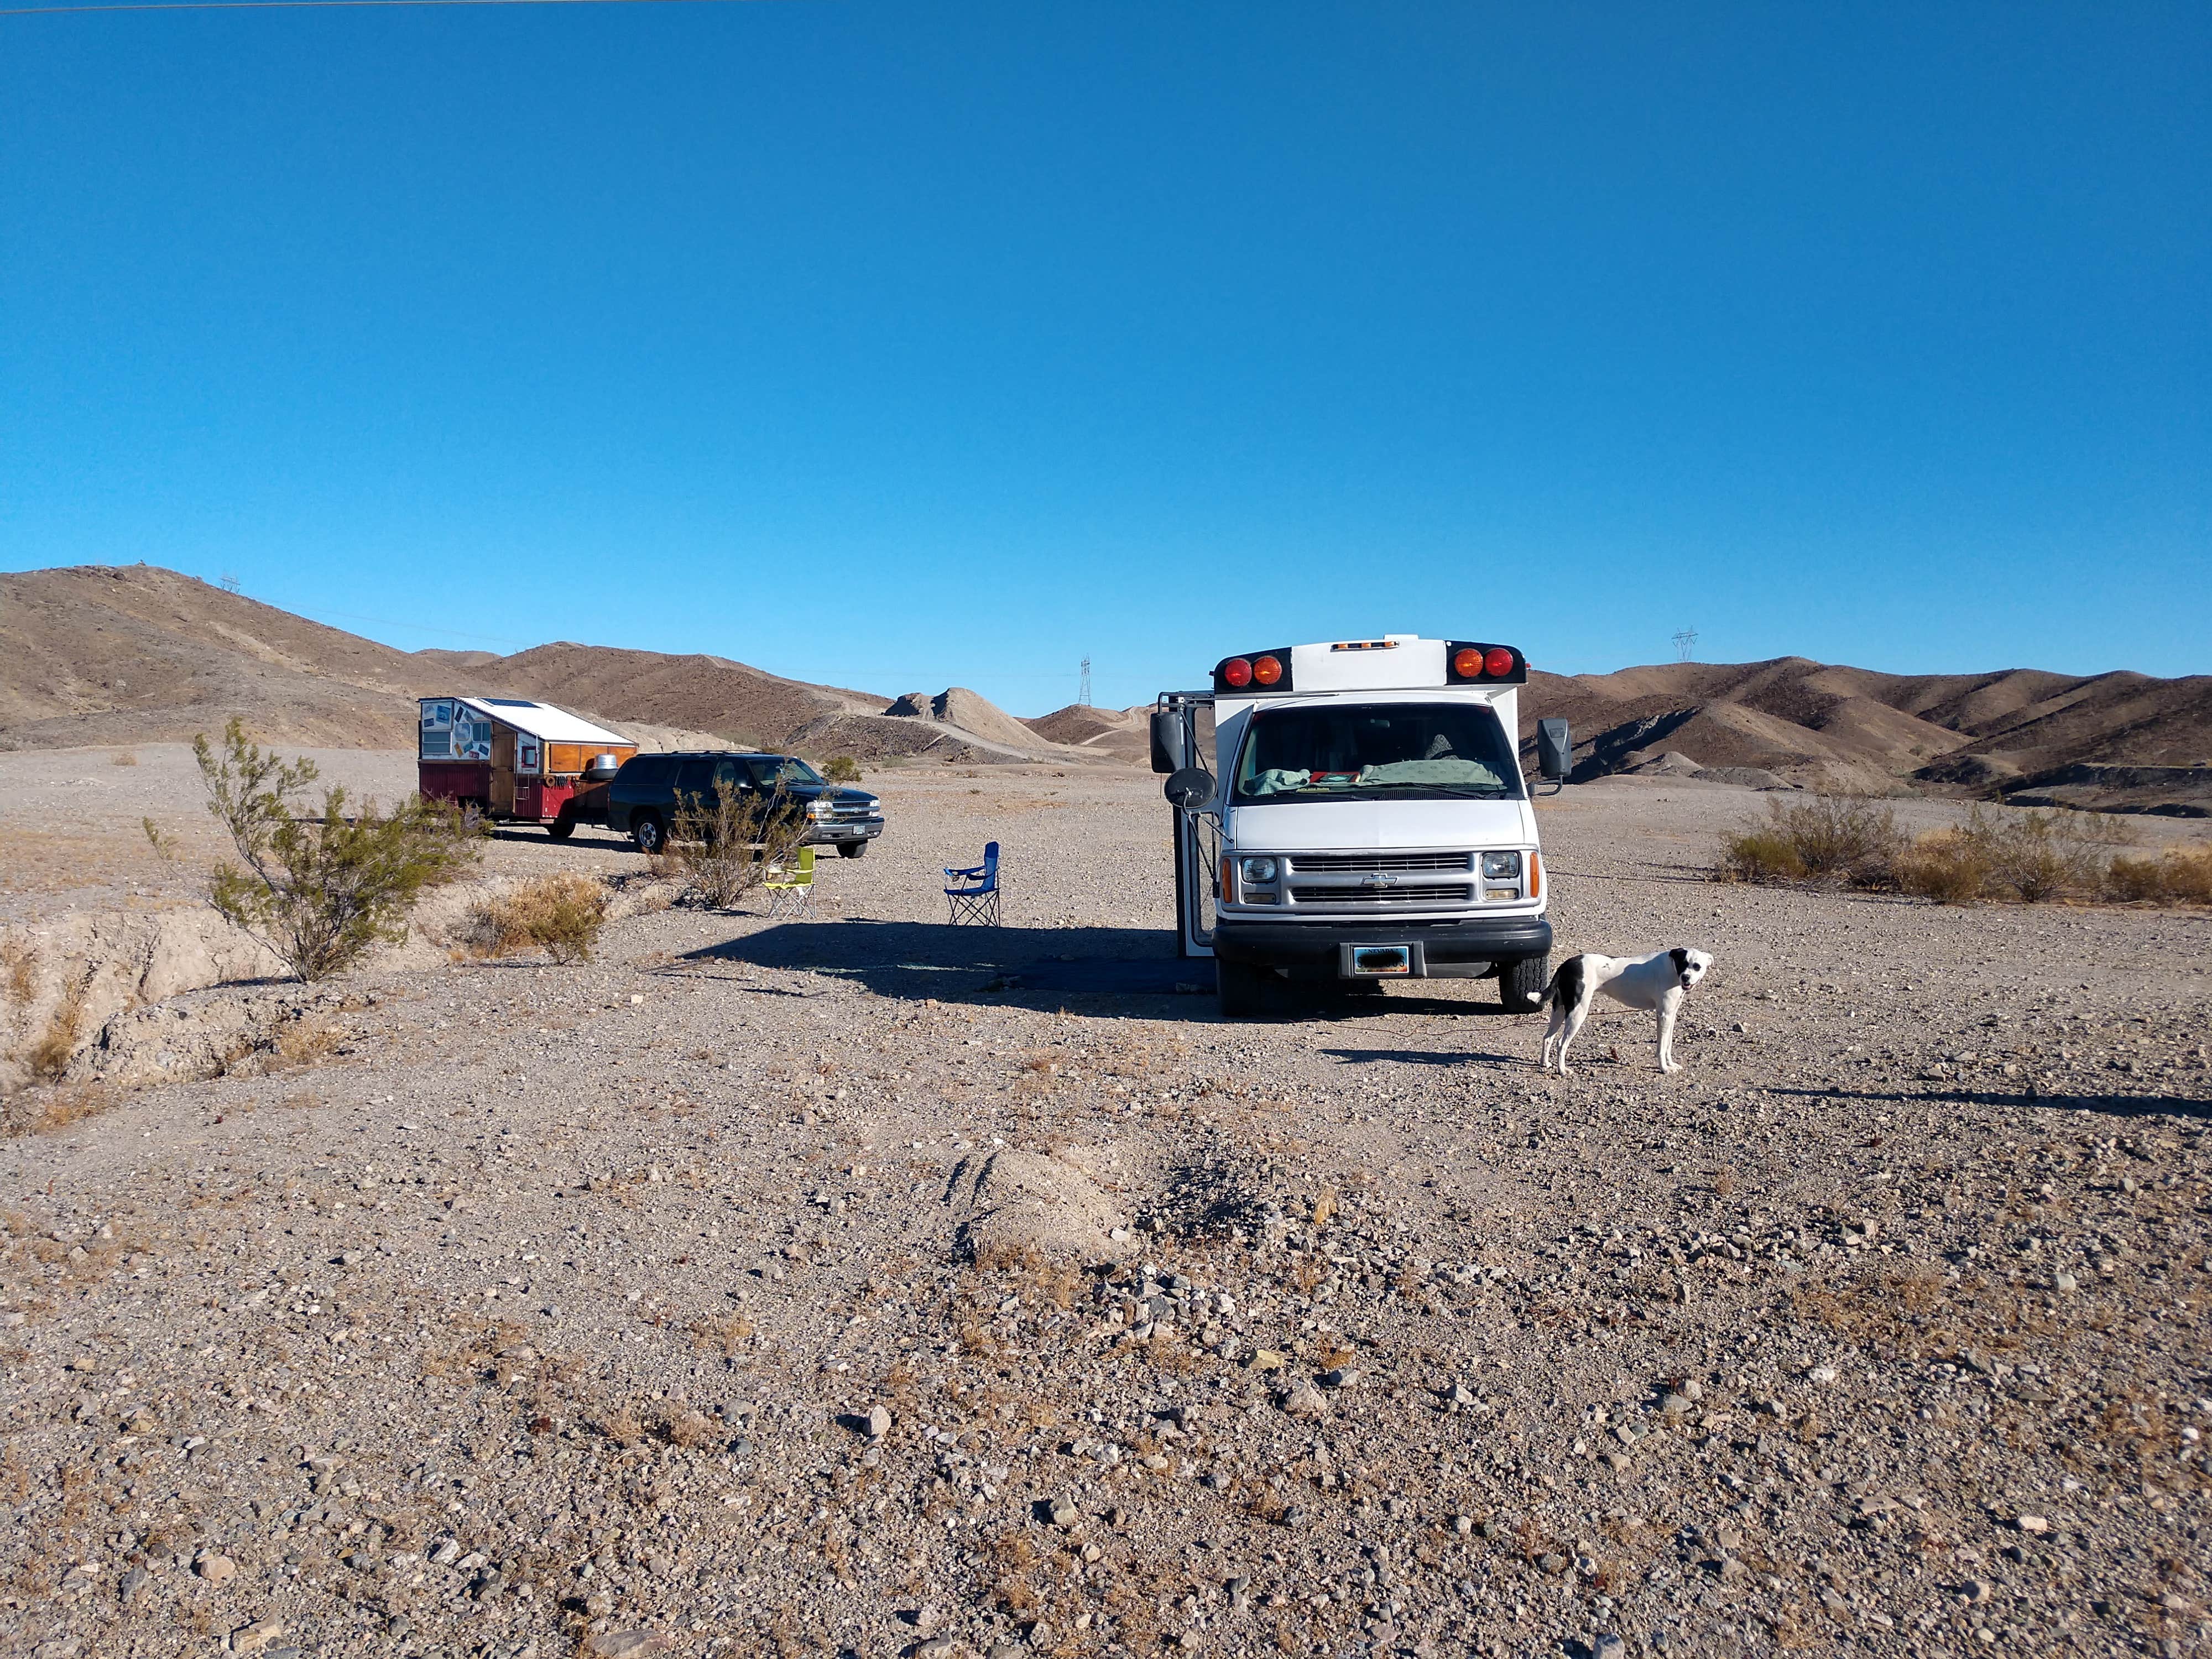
[947,1146,1128,1260]
[1025,704,1152,763]
[880,688,1046,754]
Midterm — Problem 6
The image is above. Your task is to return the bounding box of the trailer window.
[1233,703,1522,802]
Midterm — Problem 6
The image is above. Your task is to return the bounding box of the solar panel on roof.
[482,698,538,707]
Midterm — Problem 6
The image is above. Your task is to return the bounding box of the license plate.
[1349,946,1412,977]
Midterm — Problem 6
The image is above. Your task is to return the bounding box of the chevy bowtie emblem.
[1360,872,1398,889]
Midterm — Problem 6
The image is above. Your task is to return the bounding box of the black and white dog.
[1538,948,1714,1076]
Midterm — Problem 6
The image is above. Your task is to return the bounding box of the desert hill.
[1024,703,1155,765]
[4,565,2202,804]
[1523,655,2212,809]
[0,564,1099,766]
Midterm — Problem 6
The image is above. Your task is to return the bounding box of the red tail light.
[1221,657,1253,688]
[1484,646,1515,678]
[1452,647,1483,679]
[1251,654,1283,686]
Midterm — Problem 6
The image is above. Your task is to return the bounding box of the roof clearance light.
[1484,646,1516,678]
[1452,647,1483,679]
[1252,654,1284,686]
[1221,657,1253,688]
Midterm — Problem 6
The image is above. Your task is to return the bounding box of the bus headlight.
[1239,857,1279,885]
[1481,851,1522,880]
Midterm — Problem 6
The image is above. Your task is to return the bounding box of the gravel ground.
[2,758,2208,1659]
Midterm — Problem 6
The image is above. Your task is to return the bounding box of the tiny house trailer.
[417,696,637,838]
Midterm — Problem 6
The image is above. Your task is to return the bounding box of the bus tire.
[547,814,576,841]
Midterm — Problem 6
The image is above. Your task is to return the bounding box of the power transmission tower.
[219,572,242,594]
[1672,627,1698,662]
[1078,658,1092,708]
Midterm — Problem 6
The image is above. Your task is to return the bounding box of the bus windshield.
[1233,702,1524,802]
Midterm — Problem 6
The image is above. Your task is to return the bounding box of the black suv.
[594,752,884,857]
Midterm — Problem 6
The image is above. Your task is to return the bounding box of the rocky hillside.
[1523,656,2212,808]
[0,565,1095,765]
[7,566,2201,801]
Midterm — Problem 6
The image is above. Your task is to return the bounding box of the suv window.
[745,755,825,789]
[620,755,678,790]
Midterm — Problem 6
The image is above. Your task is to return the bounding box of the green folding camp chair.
[764,844,817,919]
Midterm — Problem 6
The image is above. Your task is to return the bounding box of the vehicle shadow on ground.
[1771,1085,2210,1122]
[670,921,1212,1019]
[671,921,1538,1027]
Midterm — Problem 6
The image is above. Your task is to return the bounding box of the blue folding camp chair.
[945,841,1001,926]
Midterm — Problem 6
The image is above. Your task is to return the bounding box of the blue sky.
[2,2,2205,712]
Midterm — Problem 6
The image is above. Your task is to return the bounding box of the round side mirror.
[1164,767,1216,810]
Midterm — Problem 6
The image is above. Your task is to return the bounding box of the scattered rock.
[1280,1382,1329,1418]
[194,1553,237,1585]
[584,1632,669,1659]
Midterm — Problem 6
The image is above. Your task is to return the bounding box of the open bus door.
[1151,692,1219,960]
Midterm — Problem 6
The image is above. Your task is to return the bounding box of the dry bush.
[3,1083,117,1139]
[665,1408,714,1448]
[1717,827,1807,885]
[597,1408,645,1447]
[1898,807,2134,905]
[686,1312,755,1357]
[24,980,87,1082]
[2105,842,2212,906]
[1894,831,1989,905]
[1,943,34,1007]
[822,755,862,783]
[1718,794,1902,888]
[462,874,610,963]
[269,1019,342,1071]
[110,750,137,766]
[669,778,811,911]
[195,718,478,980]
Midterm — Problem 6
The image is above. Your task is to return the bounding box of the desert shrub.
[1718,828,1808,885]
[667,778,811,910]
[194,718,479,981]
[1,942,34,1006]
[111,750,138,767]
[822,755,862,782]
[1960,805,2123,902]
[2106,842,2212,905]
[1894,807,2148,905]
[464,874,610,963]
[24,979,87,1082]
[1895,831,1991,905]
[1718,794,1901,887]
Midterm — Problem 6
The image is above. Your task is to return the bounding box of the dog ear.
[1670,947,1690,976]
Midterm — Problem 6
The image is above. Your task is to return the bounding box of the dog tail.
[1537,955,1581,1011]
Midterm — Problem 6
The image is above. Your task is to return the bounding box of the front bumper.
[1214,912,1552,979]
[807,818,884,846]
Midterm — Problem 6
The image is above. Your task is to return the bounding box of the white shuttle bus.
[1152,634,1568,1019]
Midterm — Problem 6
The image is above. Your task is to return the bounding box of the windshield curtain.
[1233,702,1524,802]
[745,756,825,789]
